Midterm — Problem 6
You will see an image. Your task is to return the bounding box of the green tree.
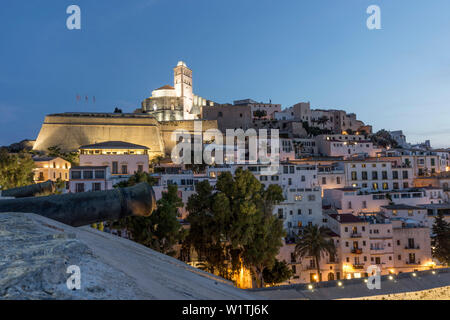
[294,225,336,282]
[317,116,329,129]
[186,168,285,287]
[47,146,79,166]
[114,171,157,188]
[370,130,399,149]
[149,184,186,255]
[263,259,293,286]
[0,149,35,190]
[110,174,184,256]
[431,211,450,265]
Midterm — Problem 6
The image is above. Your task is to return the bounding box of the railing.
[351,248,363,254]
[405,245,420,250]
[353,264,365,269]
[350,233,362,238]
[405,260,421,265]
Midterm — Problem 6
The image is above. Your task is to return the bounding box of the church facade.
[139,61,216,121]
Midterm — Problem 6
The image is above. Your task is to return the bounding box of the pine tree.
[0,149,35,190]
[263,259,293,286]
[186,168,285,287]
[431,211,450,265]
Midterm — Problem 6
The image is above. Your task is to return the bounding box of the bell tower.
[174,61,194,119]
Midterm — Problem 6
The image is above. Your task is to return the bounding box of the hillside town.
[1,61,449,289]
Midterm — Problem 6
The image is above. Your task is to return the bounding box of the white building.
[68,166,114,193]
[315,134,380,159]
[340,159,414,192]
[324,187,436,215]
[79,141,149,176]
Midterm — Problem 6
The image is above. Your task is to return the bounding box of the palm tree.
[294,225,336,282]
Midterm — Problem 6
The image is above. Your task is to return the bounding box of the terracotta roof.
[79,141,149,150]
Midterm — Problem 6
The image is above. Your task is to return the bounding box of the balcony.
[405,245,420,250]
[350,233,362,238]
[353,263,365,270]
[351,248,363,254]
[405,260,421,265]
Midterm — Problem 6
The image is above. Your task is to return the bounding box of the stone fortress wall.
[32,112,218,158]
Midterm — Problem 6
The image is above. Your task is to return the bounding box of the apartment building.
[382,148,449,177]
[315,134,380,159]
[380,205,429,227]
[392,218,433,273]
[79,141,149,176]
[32,156,71,182]
[323,187,435,215]
[68,166,113,193]
[317,164,345,194]
[327,214,371,280]
[340,159,414,192]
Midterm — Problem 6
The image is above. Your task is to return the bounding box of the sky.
[0,0,449,148]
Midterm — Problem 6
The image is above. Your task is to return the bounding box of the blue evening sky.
[0,0,449,147]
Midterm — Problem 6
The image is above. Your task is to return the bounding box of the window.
[308,209,312,215]
[95,170,105,179]
[322,177,327,185]
[351,172,357,181]
[308,195,316,201]
[75,183,85,193]
[138,165,144,172]
[402,171,409,179]
[362,171,368,180]
[277,209,283,219]
[93,183,101,191]
[112,162,118,174]
[372,171,378,180]
[382,171,388,180]
[39,172,44,181]
[372,183,378,190]
[72,171,81,179]
[83,170,93,179]
[297,209,302,215]
[121,165,128,174]
[393,171,399,179]
[336,177,341,184]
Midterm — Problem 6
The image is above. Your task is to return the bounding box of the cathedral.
[32,61,218,156]
[138,61,215,121]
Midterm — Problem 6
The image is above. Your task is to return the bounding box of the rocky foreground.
[0,212,257,300]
